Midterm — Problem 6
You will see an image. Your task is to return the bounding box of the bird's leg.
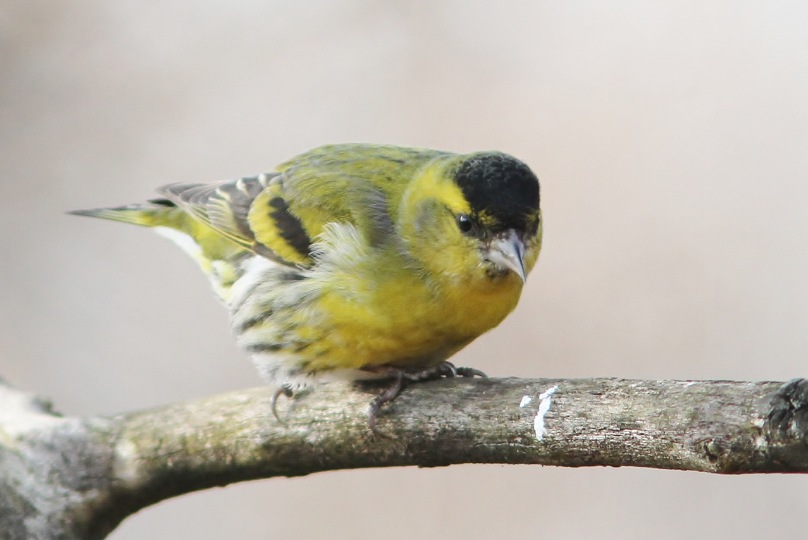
[367,371,406,438]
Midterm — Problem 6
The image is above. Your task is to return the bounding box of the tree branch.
[1,376,807,539]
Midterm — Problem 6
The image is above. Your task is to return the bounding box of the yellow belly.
[304,265,524,371]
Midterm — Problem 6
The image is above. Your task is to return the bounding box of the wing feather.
[156,145,453,268]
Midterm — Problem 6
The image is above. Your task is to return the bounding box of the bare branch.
[1,376,807,539]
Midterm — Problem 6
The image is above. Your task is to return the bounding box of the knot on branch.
[766,378,808,446]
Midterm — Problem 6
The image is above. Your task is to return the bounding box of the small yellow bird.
[72,144,542,432]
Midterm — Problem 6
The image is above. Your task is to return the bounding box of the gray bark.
[1,376,807,539]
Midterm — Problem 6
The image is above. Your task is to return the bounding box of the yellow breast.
[304,254,524,372]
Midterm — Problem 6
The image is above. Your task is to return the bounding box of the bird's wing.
[159,145,448,268]
[157,175,289,262]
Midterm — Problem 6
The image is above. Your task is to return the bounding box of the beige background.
[2,1,807,538]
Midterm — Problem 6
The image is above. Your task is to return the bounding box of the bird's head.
[398,151,542,289]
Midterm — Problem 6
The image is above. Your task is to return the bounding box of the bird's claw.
[270,384,294,424]
[366,361,486,437]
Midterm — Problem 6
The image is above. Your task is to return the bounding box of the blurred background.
[2,1,807,538]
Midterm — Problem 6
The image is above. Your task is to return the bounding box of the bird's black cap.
[453,153,540,233]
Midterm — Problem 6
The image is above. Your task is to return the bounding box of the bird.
[71,143,542,434]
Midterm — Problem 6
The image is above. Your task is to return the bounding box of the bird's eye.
[456,213,473,234]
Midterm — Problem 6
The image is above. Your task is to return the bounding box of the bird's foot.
[364,362,486,437]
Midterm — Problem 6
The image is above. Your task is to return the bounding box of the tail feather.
[68,199,177,227]
[69,199,250,265]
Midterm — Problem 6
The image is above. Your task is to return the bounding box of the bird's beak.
[486,229,527,283]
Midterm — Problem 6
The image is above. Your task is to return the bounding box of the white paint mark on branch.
[534,385,559,441]
[519,395,532,408]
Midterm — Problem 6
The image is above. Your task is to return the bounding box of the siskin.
[72,144,542,432]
